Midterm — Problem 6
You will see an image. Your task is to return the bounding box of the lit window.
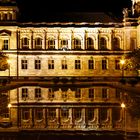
[35,60,41,69]
[86,37,94,50]
[102,59,107,70]
[115,89,121,99]
[22,88,28,99]
[48,39,55,50]
[112,108,121,121]
[22,108,30,120]
[99,37,107,50]
[75,60,81,69]
[87,108,94,121]
[48,59,54,69]
[35,88,41,99]
[74,108,81,120]
[21,60,28,69]
[89,88,94,98]
[61,108,69,119]
[62,59,67,69]
[48,108,56,120]
[61,39,68,50]
[73,38,81,50]
[100,108,108,121]
[75,88,81,98]
[113,37,120,51]
[115,60,120,70]
[21,38,29,50]
[2,40,9,50]
[35,108,43,120]
[102,88,108,98]
[48,88,55,98]
[35,38,42,50]
[88,59,94,69]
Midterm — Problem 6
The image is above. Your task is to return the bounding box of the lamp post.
[121,103,126,137]
[120,59,125,81]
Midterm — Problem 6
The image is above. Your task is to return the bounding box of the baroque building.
[0,0,139,135]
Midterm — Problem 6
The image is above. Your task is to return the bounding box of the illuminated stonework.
[0,0,139,134]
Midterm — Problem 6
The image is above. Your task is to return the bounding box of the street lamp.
[121,103,126,137]
[120,59,126,80]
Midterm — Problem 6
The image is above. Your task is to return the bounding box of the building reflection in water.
[0,84,124,130]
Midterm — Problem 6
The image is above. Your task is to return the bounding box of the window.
[74,108,81,120]
[87,108,94,121]
[115,89,121,99]
[112,108,121,121]
[113,37,120,50]
[22,88,28,99]
[61,39,68,50]
[102,88,108,98]
[48,88,55,98]
[75,60,81,69]
[89,88,94,98]
[48,39,55,50]
[61,108,69,119]
[48,108,56,120]
[100,108,108,121]
[35,60,41,69]
[88,59,94,69]
[62,92,67,99]
[115,60,120,70]
[99,37,107,50]
[62,59,67,69]
[102,59,107,70]
[3,13,7,20]
[35,108,43,120]
[2,40,9,50]
[75,88,81,98]
[21,38,29,49]
[21,60,28,69]
[86,37,94,50]
[35,38,42,49]
[22,108,30,120]
[48,59,54,69]
[73,38,81,50]
[9,13,12,20]
[35,88,41,99]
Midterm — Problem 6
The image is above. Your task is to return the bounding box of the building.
[0,0,139,135]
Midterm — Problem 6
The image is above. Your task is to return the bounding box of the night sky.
[16,0,132,21]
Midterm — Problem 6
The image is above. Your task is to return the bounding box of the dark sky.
[16,0,132,21]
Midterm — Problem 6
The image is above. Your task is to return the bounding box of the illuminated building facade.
[0,0,139,134]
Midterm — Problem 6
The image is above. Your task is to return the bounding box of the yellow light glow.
[120,59,125,65]
[8,103,12,108]
[7,59,11,64]
[121,103,126,108]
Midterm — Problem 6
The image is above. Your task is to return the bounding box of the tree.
[124,48,140,71]
[0,52,9,71]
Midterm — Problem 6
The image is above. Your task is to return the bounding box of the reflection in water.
[0,84,139,139]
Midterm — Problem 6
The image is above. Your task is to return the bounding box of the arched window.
[35,37,42,50]
[112,37,120,50]
[48,39,55,50]
[21,37,29,50]
[3,13,7,20]
[99,37,107,50]
[87,37,94,50]
[9,13,12,20]
[99,108,108,121]
[73,38,81,50]
[60,39,68,50]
